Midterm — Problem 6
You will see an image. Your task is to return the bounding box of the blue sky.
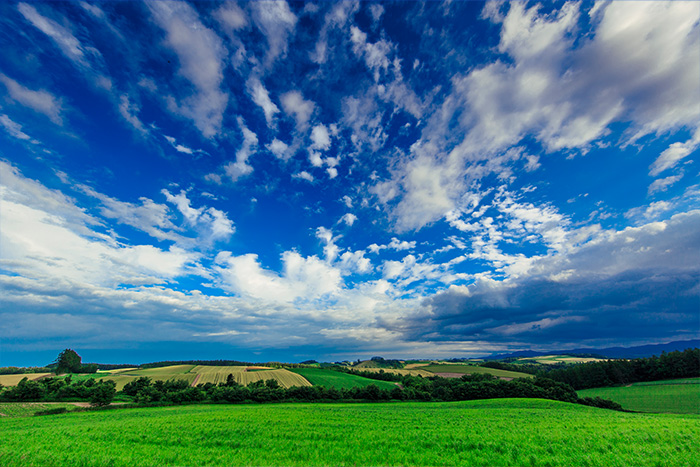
[0,1,698,366]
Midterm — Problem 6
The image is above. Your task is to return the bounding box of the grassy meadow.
[578,378,700,414]
[290,368,397,390]
[1,399,698,466]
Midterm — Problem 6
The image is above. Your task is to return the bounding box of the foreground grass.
[1,399,698,467]
[578,378,700,414]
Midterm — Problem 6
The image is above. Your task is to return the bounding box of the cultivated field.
[517,355,607,365]
[290,368,397,390]
[98,365,311,390]
[0,402,77,418]
[357,367,434,377]
[419,364,533,379]
[1,399,697,466]
[578,378,700,414]
[0,373,52,386]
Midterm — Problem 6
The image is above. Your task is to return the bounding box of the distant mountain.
[483,339,700,360]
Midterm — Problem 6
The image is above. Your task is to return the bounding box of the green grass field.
[0,402,78,418]
[290,368,397,390]
[578,378,700,414]
[0,399,697,466]
[420,364,533,379]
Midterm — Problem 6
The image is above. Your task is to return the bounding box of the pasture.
[290,368,397,390]
[578,378,700,414]
[0,399,697,466]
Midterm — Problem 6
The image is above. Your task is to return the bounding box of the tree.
[55,349,82,374]
[90,380,116,407]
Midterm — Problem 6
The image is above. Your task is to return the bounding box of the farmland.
[516,355,607,365]
[0,373,52,386]
[96,365,311,390]
[356,367,434,377]
[578,378,700,414]
[290,368,397,390]
[1,399,698,466]
[419,364,533,379]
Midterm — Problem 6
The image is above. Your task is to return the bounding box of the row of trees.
[0,376,115,406]
[545,348,699,390]
[115,372,622,410]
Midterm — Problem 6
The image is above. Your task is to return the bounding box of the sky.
[0,1,698,366]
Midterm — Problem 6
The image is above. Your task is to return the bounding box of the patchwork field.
[97,365,311,390]
[0,373,52,386]
[290,368,397,390]
[517,355,608,365]
[419,364,533,379]
[1,399,697,466]
[356,368,434,377]
[578,378,700,414]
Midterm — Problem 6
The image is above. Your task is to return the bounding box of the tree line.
[0,375,115,406]
[115,371,621,410]
[543,348,700,390]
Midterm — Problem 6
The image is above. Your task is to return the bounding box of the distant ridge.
[483,339,700,360]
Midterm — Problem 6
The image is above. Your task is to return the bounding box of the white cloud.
[148,1,229,138]
[215,250,341,303]
[327,167,338,179]
[247,77,279,127]
[267,138,292,161]
[310,124,331,150]
[162,189,235,243]
[118,94,147,135]
[0,74,64,124]
[280,90,315,130]
[339,213,357,226]
[250,1,298,67]
[648,174,684,196]
[649,129,700,176]
[0,115,33,142]
[293,171,314,183]
[0,163,200,288]
[339,250,372,274]
[368,237,416,254]
[215,2,248,34]
[223,120,258,182]
[316,226,339,263]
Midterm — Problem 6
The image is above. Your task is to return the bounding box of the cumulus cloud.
[162,189,235,243]
[215,250,341,303]
[379,1,700,232]
[280,90,315,130]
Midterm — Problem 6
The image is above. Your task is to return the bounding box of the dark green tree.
[55,349,82,374]
[89,380,116,407]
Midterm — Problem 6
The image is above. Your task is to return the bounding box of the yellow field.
[357,368,433,377]
[518,356,607,365]
[0,373,52,387]
[96,365,312,390]
[404,363,429,369]
[192,366,311,388]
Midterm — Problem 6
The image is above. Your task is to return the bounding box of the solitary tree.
[55,349,82,374]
